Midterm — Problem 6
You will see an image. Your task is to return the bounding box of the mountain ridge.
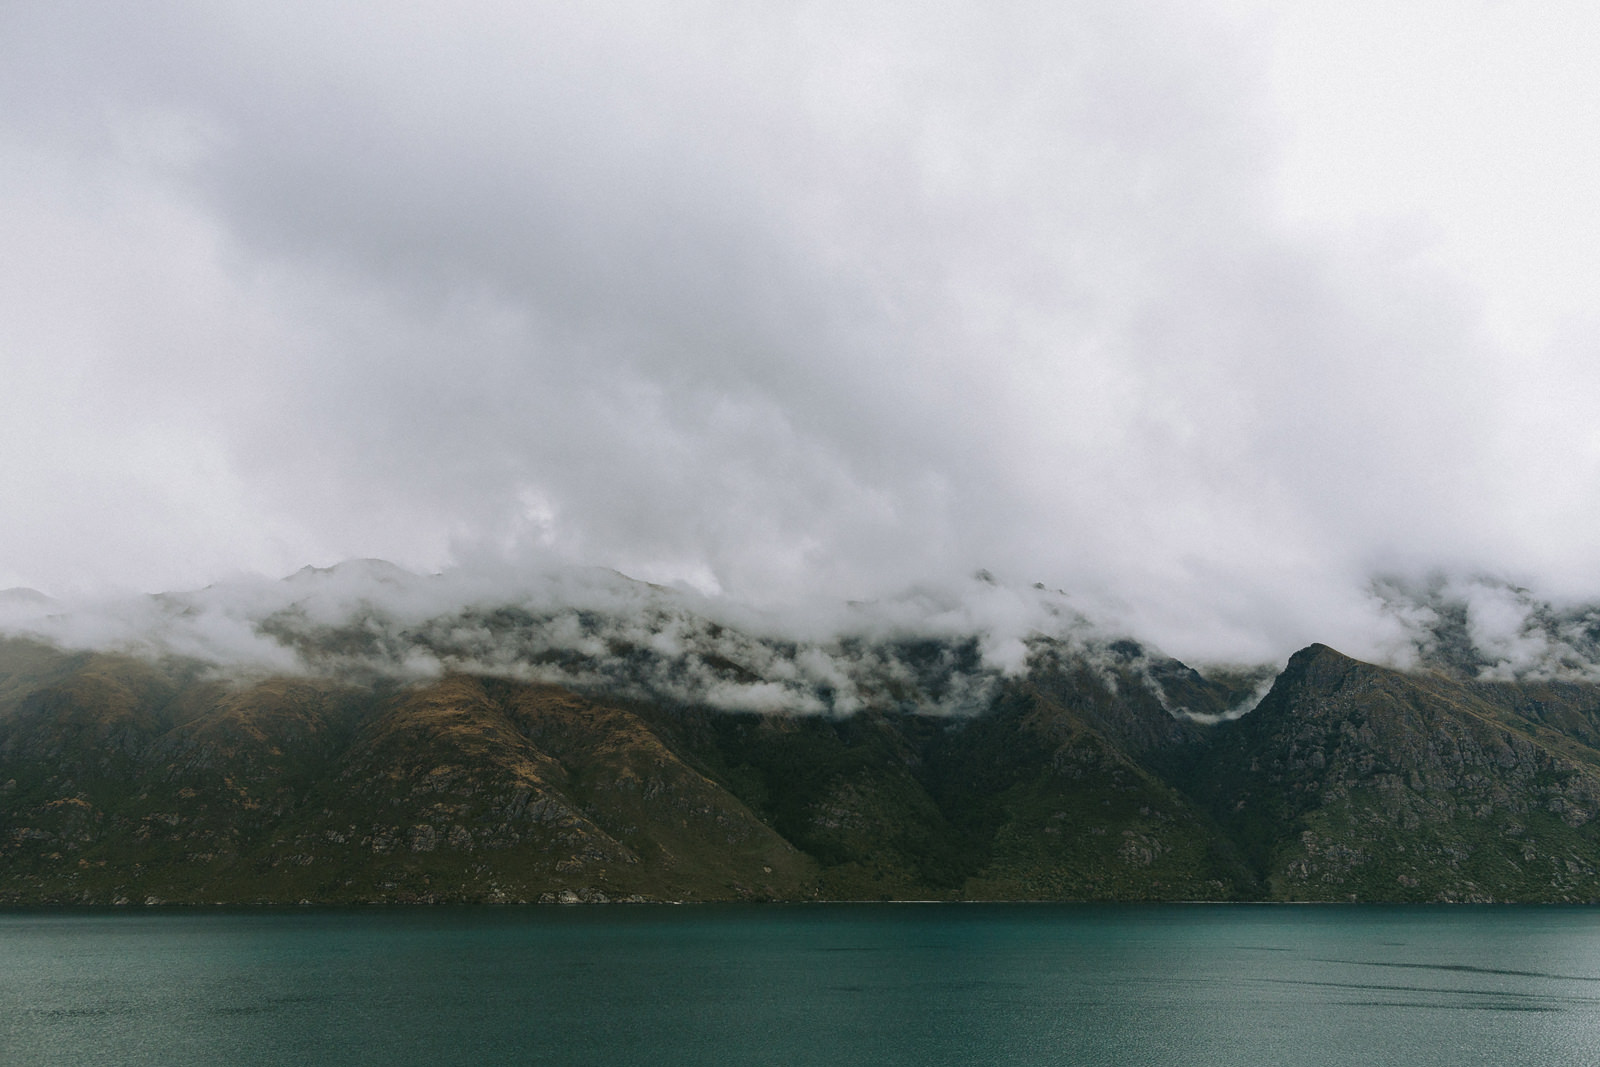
[8,619,1600,904]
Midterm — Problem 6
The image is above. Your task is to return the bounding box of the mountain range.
[4,565,1600,904]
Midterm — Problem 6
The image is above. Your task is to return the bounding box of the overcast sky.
[4,0,1599,664]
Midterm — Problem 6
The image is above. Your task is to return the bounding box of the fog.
[5,559,1596,722]
[1,561,1118,715]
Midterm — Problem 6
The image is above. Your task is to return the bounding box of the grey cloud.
[1,1,1596,666]
[0,560,1144,716]
[1372,574,1600,683]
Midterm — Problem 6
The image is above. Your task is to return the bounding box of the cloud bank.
[7,558,1595,726]
[0,561,1126,716]
[4,1,1600,667]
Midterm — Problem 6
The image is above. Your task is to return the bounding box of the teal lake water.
[5,904,1600,1065]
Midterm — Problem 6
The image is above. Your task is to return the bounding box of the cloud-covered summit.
[1373,575,1600,684]
[0,560,1113,716]
[4,2,1600,667]
[7,557,1600,723]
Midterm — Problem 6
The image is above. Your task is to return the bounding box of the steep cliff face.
[1192,644,1600,901]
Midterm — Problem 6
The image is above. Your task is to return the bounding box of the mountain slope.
[8,632,1600,903]
[1190,644,1600,901]
[0,635,1245,902]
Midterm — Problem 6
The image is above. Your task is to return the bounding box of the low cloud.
[0,560,1127,716]
[14,559,1596,720]
[4,3,1600,669]
[1372,574,1600,683]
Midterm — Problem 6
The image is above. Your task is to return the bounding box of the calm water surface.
[4,904,1600,1066]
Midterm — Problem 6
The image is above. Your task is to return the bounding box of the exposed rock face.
[6,634,1600,903]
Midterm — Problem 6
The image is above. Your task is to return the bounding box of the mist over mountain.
[7,567,1600,904]
[7,1,1600,904]
[1372,574,1600,683]
[10,560,1600,705]
[0,560,1203,719]
[7,3,1600,670]
[6,562,1600,727]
